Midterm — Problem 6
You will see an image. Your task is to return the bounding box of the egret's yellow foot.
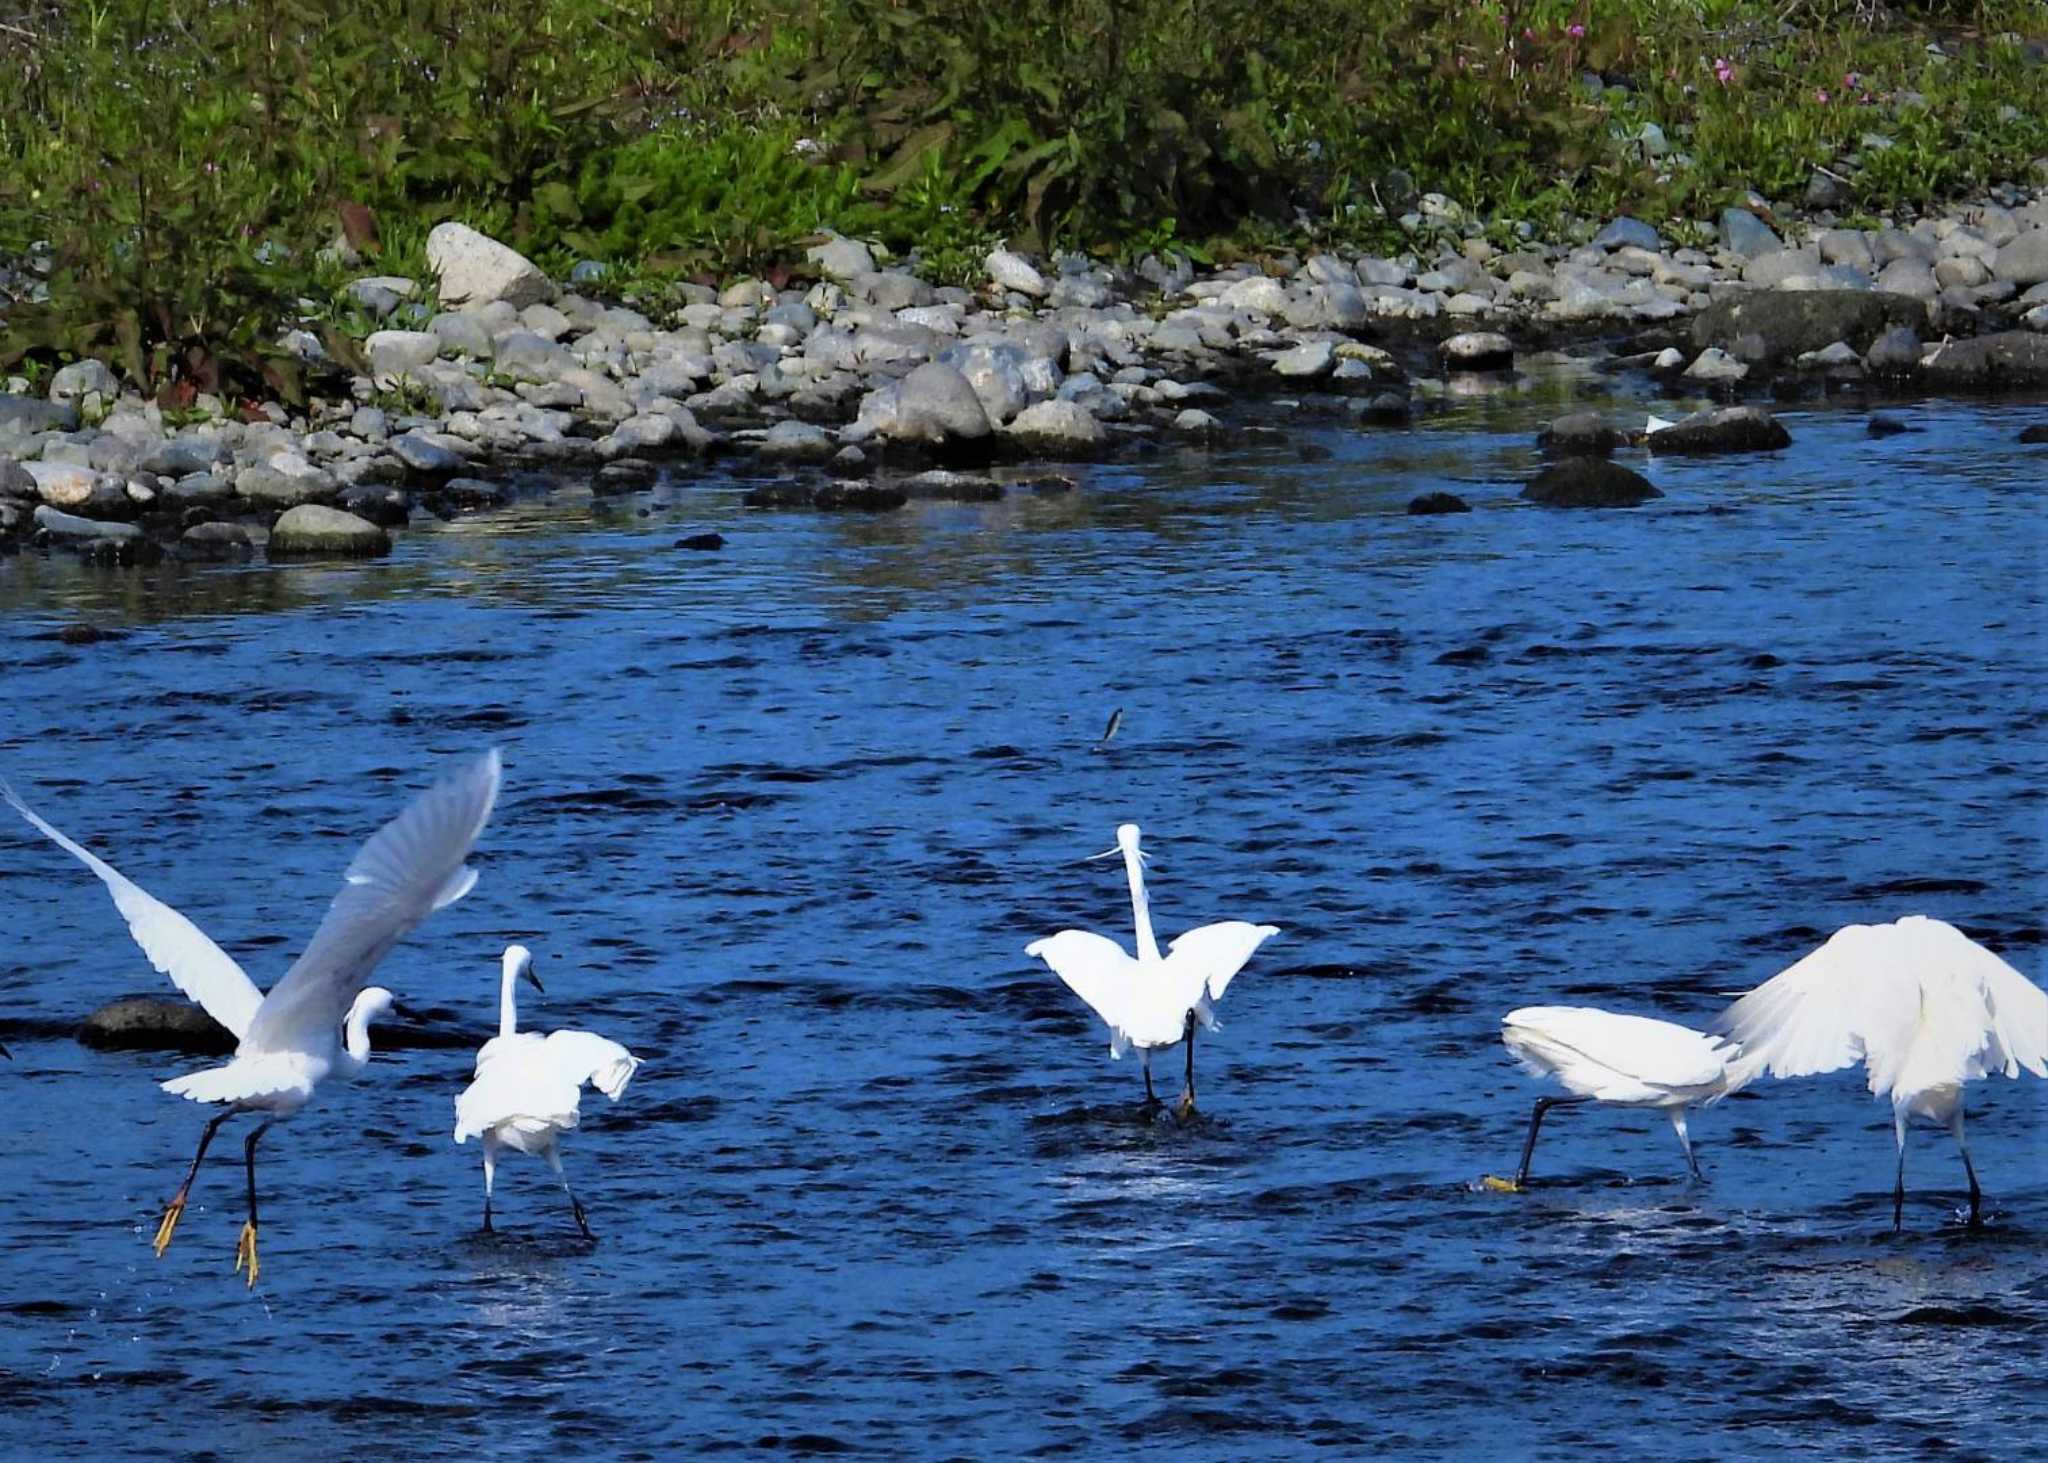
[233,1220,260,1287]
[152,1196,187,1257]
[1174,1095,1197,1122]
[1480,1174,1522,1194]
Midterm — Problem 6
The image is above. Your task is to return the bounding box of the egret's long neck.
[499,963,520,1039]
[1124,846,1161,963]
[341,1007,374,1073]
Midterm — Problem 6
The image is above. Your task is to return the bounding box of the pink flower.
[1713,57,1734,85]
[1844,72,1860,88]
[1567,22,1585,37]
[1523,26,1536,40]
[1815,88,1829,104]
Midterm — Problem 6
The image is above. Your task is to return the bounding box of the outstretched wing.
[243,750,502,1055]
[543,1029,640,1101]
[1163,921,1280,1007]
[3,778,263,1038]
[1920,917,2047,1081]
[1025,930,1136,1051]
[1712,920,1934,1094]
[1504,1006,1731,1094]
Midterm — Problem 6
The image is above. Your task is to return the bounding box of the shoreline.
[6,189,2048,562]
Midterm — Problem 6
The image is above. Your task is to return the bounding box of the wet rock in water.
[1645,406,1792,455]
[1916,331,2048,387]
[900,470,1004,502]
[1691,290,1928,364]
[811,481,908,511]
[427,222,555,309]
[754,420,837,463]
[1354,392,1411,425]
[1297,442,1333,463]
[433,477,509,512]
[1683,347,1749,384]
[178,521,254,558]
[339,484,411,526]
[80,995,236,1054]
[2019,424,2048,443]
[1439,331,1513,371]
[1408,491,1471,514]
[1522,459,1661,508]
[49,622,125,644]
[1537,411,1625,458]
[1868,415,1918,438]
[1865,326,1924,375]
[74,535,164,566]
[675,532,725,550]
[267,504,392,558]
[33,504,141,542]
[594,458,658,494]
[1004,399,1105,456]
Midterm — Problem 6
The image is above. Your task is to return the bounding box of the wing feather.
[542,1029,640,1101]
[1503,1006,1730,1092]
[1164,921,1279,1006]
[3,778,264,1038]
[1919,917,2047,1080]
[243,750,502,1054]
[1025,931,1136,1053]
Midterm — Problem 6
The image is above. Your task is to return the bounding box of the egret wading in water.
[1712,915,2047,1229]
[3,750,501,1284]
[1025,823,1279,1117]
[453,945,640,1239]
[1489,1006,1739,1192]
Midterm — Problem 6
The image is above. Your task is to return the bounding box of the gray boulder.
[986,248,1049,298]
[79,995,234,1054]
[1691,290,1928,363]
[1592,216,1661,252]
[1647,406,1792,454]
[1522,459,1661,507]
[0,394,78,444]
[390,432,467,476]
[0,457,34,498]
[33,504,142,540]
[25,461,127,514]
[754,420,837,463]
[49,359,120,405]
[267,504,392,558]
[1915,331,2048,387]
[179,521,254,559]
[1992,230,2048,286]
[1537,412,1624,457]
[492,331,576,383]
[1005,399,1105,456]
[236,465,338,507]
[1719,209,1783,258]
[366,329,441,383]
[855,361,994,452]
[1439,331,1513,371]
[427,222,554,309]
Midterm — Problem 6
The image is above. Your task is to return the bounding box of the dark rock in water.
[900,470,1003,502]
[1867,415,1917,438]
[813,481,908,510]
[80,996,235,1054]
[179,521,255,558]
[1407,491,1471,515]
[1522,459,1661,508]
[1645,406,1791,455]
[675,532,725,550]
[433,476,510,511]
[1016,474,1077,494]
[75,536,164,566]
[742,483,813,509]
[52,623,126,645]
[1435,645,1491,665]
[1538,411,1625,458]
[1917,332,2048,388]
[1691,290,1927,364]
[595,458,659,494]
[2020,424,2048,444]
[1297,442,1333,463]
[1864,326,1923,375]
[1355,392,1411,425]
[339,484,411,527]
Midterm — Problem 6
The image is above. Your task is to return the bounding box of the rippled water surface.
[2,385,2044,1459]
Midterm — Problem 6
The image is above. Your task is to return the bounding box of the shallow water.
[1,382,2044,1458]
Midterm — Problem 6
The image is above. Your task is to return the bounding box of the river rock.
[491,331,575,384]
[1691,290,1927,363]
[2018,424,2048,443]
[0,394,78,445]
[236,464,337,507]
[986,248,1049,298]
[390,431,467,476]
[0,457,33,498]
[853,362,993,452]
[33,504,142,540]
[1271,340,1335,378]
[1719,208,1783,258]
[937,342,1038,424]
[1004,399,1105,455]
[755,420,836,462]
[25,461,127,513]
[1864,326,1923,374]
[1522,459,1661,507]
[1646,406,1792,454]
[1993,230,2048,285]
[179,521,254,558]
[48,359,120,406]
[1439,332,1512,371]
[79,995,235,1054]
[1684,347,1749,384]
[1408,491,1472,514]
[428,222,555,309]
[267,504,392,557]
[1591,216,1660,252]
[1537,412,1624,457]
[142,434,229,478]
[429,312,496,360]
[1915,331,2048,387]
[1743,248,1823,289]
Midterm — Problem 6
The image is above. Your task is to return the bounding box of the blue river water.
[0,379,2043,1459]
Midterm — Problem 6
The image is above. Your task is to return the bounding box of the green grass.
[3,0,2046,399]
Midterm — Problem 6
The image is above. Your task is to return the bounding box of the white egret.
[3,750,501,1284]
[1489,1006,1739,1192]
[1712,915,2047,1228]
[1025,823,1279,1116]
[453,944,640,1239]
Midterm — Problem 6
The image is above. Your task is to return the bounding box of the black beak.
[0,1040,11,1060]
[524,966,546,995]
[390,1001,421,1022]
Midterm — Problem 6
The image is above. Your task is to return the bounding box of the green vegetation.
[3,0,2046,398]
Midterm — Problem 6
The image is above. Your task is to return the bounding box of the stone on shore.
[986,249,1049,298]
[1646,406,1792,454]
[1439,332,1513,371]
[179,521,254,558]
[366,329,440,384]
[1719,208,1783,258]
[25,461,128,513]
[805,233,876,281]
[853,361,993,452]
[1915,331,2048,386]
[1537,412,1624,457]
[79,995,235,1054]
[33,504,142,541]
[1522,459,1661,508]
[1690,290,1927,363]
[1591,217,1660,252]
[427,222,555,309]
[0,394,79,445]
[267,504,392,558]
[49,359,120,406]
[1004,399,1105,456]
[1993,231,2048,286]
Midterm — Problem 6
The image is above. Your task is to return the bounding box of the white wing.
[1712,920,1939,1093]
[1164,921,1279,1005]
[3,778,263,1038]
[1503,1006,1730,1094]
[543,1029,640,1101]
[242,750,502,1055]
[1915,917,2047,1080]
[1025,930,1135,1052]
[454,1032,576,1142]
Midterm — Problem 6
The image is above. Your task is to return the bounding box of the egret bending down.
[1713,915,2046,1229]
[1494,1006,1739,1191]
[3,750,501,1284]
[1025,823,1278,1116]
[453,945,640,1239]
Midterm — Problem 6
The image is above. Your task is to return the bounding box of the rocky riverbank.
[7,191,2048,560]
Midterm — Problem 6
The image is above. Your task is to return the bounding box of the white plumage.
[1495,1005,1739,1189]
[1026,823,1278,1114]
[1712,914,2047,1227]
[454,944,639,1239]
[3,750,501,1283]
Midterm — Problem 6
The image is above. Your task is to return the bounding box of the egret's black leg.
[1142,1052,1161,1110]
[546,1146,594,1241]
[1893,1132,1907,1233]
[1175,1011,1198,1117]
[236,1119,276,1286]
[154,1108,233,1256]
[1951,1114,1982,1228]
[1514,1095,1589,1189]
[481,1134,499,1233]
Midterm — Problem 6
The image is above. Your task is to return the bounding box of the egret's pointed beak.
[390,1000,421,1022]
[0,1039,11,1060]
[523,964,545,995]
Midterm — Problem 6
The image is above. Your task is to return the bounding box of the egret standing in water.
[453,944,640,1239]
[1712,915,2047,1228]
[1026,823,1278,1117]
[1489,1006,1739,1191]
[3,750,501,1284]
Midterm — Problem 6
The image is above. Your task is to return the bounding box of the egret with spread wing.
[453,945,640,1239]
[1026,823,1278,1116]
[3,750,501,1284]
[1712,915,2046,1228]
[1491,1006,1739,1191]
